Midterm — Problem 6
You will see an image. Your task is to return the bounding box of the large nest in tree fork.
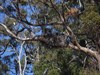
[39,34,68,48]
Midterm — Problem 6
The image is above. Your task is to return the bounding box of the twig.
[18,41,25,75]
[22,54,27,75]
[50,0,64,22]
[42,68,49,75]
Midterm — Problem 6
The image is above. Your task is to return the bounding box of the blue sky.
[0,0,80,74]
[0,0,36,74]
[0,12,6,22]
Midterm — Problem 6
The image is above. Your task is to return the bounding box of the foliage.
[0,60,9,75]
[34,47,84,75]
[0,0,100,75]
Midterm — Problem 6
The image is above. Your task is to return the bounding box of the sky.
[0,0,81,74]
[0,0,35,74]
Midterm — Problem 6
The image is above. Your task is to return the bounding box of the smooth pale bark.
[1,23,100,71]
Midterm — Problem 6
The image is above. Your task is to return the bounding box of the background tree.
[0,0,100,75]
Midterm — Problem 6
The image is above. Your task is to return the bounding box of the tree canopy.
[0,0,100,75]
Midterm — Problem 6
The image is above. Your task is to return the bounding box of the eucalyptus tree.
[0,0,100,75]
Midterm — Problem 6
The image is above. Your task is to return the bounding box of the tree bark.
[1,22,100,71]
[96,54,100,71]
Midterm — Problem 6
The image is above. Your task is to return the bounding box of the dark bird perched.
[79,39,87,47]
[7,5,16,12]
[66,35,72,45]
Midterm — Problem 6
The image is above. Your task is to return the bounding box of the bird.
[79,39,87,47]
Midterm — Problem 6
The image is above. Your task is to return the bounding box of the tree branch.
[22,54,27,75]
[0,23,98,61]
[0,23,37,41]
[50,0,64,22]
[69,44,98,59]
[18,41,25,75]
[20,19,63,26]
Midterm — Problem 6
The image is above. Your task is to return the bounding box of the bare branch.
[0,23,37,41]
[22,54,27,75]
[50,0,64,22]
[69,44,98,58]
[66,26,98,59]
[42,68,49,75]
[18,41,25,75]
[66,26,81,48]
[0,23,98,61]
[20,19,63,26]
[0,43,9,55]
